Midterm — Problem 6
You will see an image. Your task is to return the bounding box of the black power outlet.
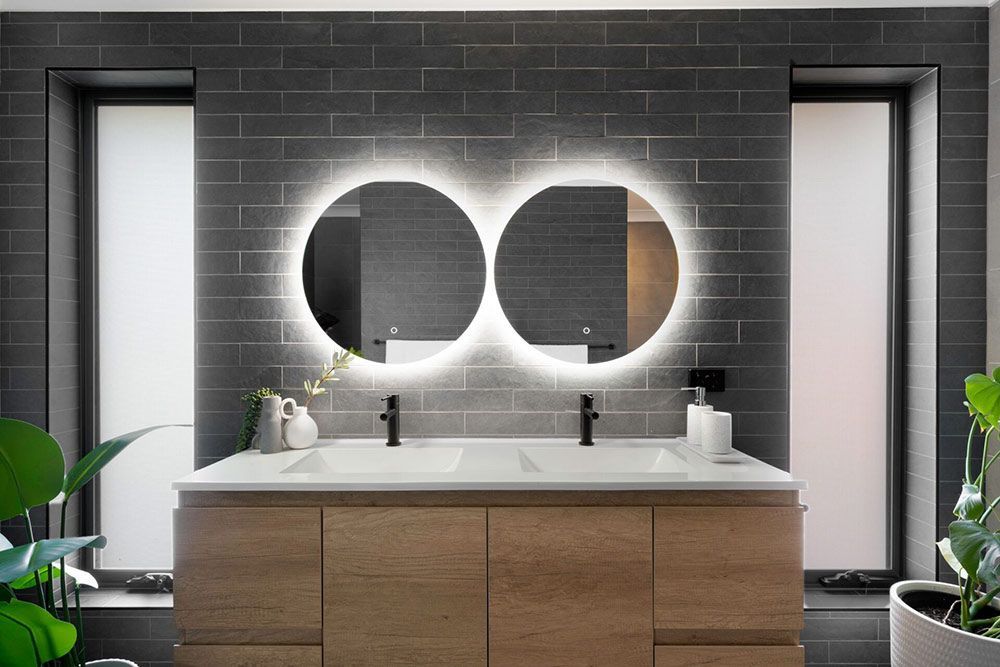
[688,368,725,393]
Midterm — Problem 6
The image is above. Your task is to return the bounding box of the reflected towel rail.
[372,338,615,350]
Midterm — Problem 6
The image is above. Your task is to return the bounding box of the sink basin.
[281,448,463,474]
[517,447,683,474]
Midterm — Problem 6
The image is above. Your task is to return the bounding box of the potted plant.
[0,418,185,666]
[890,369,1000,664]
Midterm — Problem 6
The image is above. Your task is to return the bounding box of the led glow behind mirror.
[303,181,486,364]
[495,182,679,364]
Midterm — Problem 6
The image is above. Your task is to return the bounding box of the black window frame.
[80,88,194,586]
[790,86,907,586]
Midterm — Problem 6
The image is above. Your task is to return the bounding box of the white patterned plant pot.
[890,580,1000,666]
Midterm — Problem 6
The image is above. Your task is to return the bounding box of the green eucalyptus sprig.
[304,348,359,408]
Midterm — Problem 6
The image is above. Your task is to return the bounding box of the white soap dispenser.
[682,386,713,446]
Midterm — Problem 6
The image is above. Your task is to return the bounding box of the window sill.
[60,588,173,609]
[804,588,890,611]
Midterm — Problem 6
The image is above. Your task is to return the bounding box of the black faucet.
[579,393,600,446]
[379,394,401,446]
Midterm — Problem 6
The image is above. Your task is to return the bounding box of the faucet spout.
[380,394,401,446]
[579,393,600,447]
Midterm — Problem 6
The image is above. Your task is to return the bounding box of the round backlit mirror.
[303,181,486,363]
[495,181,679,363]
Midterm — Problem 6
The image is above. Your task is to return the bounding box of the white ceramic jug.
[280,398,319,450]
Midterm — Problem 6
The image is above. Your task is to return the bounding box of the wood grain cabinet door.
[323,507,487,666]
[488,506,653,667]
[653,506,803,631]
[654,645,804,666]
[173,508,322,642]
[174,645,322,667]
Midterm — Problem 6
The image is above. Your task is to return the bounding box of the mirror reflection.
[495,182,678,364]
[303,181,486,364]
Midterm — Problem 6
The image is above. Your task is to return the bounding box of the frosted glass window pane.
[790,102,890,571]
[96,105,194,570]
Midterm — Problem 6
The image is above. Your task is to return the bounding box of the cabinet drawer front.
[489,506,653,667]
[323,507,487,666]
[654,507,803,631]
[173,508,322,636]
[174,645,322,667]
[654,645,803,666]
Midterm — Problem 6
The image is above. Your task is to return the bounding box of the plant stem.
[961,578,973,630]
[73,585,86,664]
[966,418,979,484]
[979,492,1000,525]
[979,426,996,489]
[970,584,1000,616]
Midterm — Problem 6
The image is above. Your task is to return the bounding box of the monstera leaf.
[966,369,1000,430]
[0,419,66,521]
[0,599,77,665]
[0,536,107,585]
[63,425,186,498]
[949,520,1000,591]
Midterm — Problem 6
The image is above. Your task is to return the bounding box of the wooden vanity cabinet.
[488,507,652,666]
[172,507,322,646]
[323,507,487,666]
[175,492,804,666]
[653,506,804,632]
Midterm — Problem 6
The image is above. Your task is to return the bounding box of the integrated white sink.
[174,437,806,491]
[280,447,463,474]
[517,447,684,474]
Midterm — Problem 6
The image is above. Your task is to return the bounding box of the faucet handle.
[381,394,397,402]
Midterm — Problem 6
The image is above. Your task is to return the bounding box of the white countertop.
[173,437,806,492]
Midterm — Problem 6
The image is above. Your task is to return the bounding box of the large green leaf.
[0,419,65,521]
[0,536,107,584]
[967,373,1000,429]
[63,425,187,498]
[0,599,77,665]
[949,520,1000,591]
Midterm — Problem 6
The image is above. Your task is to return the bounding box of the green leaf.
[0,599,77,664]
[966,373,1000,429]
[964,401,992,431]
[954,483,987,520]
[0,419,66,522]
[0,536,107,584]
[10,564,98,591]
[949,520,1000,590]
[938,538,967,579]
[63,425,187,498]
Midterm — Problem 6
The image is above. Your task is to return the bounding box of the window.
[790,92,902,577]
[83,98,194,575]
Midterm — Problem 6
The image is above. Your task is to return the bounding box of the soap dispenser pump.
[681,385,713,446]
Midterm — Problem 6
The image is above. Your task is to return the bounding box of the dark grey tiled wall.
[495,185,628,363]
[359,181,486,363]
[0,9,987,540]
[803,610,890,666]
[46,70,82,542]
[903,70,938,580]
[79,607,175,667]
